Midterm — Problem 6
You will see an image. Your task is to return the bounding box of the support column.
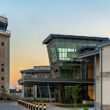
[94,55,96,109]
[34,85,37,99]
[33,85,35,100]
[38,86,42,102]
[47,84,52,103]
[22,85,24,97]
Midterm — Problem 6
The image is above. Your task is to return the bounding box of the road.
[0,101,81,110]
[0,102,27,110]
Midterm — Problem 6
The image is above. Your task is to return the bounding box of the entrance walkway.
[47,104,79,110]
[0,102,27,110]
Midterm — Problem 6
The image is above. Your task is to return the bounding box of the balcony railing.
[0,29,11,36]
[18,77,94,85]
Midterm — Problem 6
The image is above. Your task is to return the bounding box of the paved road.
[0,102,27,110]
[0,101,84,110]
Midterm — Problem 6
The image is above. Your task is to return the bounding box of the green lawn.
[55,104,89,108]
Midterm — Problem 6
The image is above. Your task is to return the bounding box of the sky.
[0,0,110,88]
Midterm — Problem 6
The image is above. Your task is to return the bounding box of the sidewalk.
[47,104,80,110]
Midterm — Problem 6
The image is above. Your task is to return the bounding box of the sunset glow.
[0,0,110,88]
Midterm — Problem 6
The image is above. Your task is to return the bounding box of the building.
[42,34,109,103]
[19,66,53,101]
[0,16,10,95]
[79,40,110,110]
[10,88,22,100]
[19,34,110,104]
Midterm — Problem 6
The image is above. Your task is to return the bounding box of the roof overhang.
[78,49,99,59]
[18,78,94,85]
[43,34,109,44]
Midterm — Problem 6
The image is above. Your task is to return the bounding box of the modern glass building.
[19,66,52,100]
[43,34,109,103]
[19,34,109,104]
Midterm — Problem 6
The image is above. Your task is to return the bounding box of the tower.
[0,16,10,94]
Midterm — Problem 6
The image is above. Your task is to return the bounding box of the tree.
[1,87,8,100]
[70,85,81,106]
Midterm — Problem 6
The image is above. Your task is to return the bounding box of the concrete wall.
[102,45,110,72]
[0,33,10,94]
[96,55,101,110]
[96,45,110,110]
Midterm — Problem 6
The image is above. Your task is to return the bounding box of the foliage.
[0,87,9,100]
[70,85,81,106]
[84,107,88,110]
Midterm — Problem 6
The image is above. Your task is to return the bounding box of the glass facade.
[56,39,97,61]
[48,39,98,79]
[46,37,103,102]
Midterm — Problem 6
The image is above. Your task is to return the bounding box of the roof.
[97,40,110,48]
[21,69,51,74]
[78,49,99,58]
[18,78,94,85]
[0,16,8,24]
[78,40,110,58]
[43,34,109,44]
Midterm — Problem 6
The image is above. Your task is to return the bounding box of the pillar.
[22,85,24,97]
[47,84,52,103]
[34,85,37,99]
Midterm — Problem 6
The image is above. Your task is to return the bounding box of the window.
[1,42,4,46]
[1,85,4,89]
[1,64,4,66]
[1,68,4,72]
[1,77,4,80]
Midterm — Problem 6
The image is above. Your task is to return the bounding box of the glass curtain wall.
[54,39,97,79]
[48,39,100,79]
[24,85,33,97]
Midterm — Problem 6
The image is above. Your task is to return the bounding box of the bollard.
[33,104,36,110]
[24,101,26,107]
[43,104,46,110]
[28,103,31,109]
[26,102,28,108]
[39,104,42,110]
[27,102,30,109]
[31,103,33,110]
[35,103,38,110]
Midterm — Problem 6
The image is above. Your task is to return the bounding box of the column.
[22,85,24,97]
[94,55,96,109]
[47,84,52,103]
[34,85,37,99]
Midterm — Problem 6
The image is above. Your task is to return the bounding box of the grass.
[55,104,89,108]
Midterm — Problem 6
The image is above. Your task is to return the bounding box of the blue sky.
[0,0,110,88]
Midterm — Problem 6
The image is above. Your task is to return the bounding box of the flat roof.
[21,69,51,74]
[43,34,109,44]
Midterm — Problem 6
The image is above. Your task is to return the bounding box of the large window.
[60,64,82,79]
[49,43,58,63]
[55,40,97,61]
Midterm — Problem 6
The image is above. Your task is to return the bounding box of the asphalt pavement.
[0,101,27,110]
